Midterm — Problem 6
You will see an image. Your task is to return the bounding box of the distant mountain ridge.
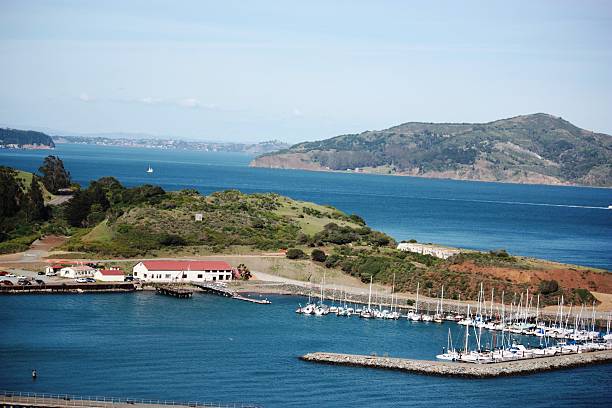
[251,114,612,187]
[0,128,55,149]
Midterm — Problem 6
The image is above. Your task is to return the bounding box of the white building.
[132,260,234,283]
[59,265,96,278]
[397,242,461,259]
[94,269,125,282]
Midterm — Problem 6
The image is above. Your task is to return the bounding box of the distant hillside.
[0,128,55,149]
[251,114,612,187]
[54,135,289,154]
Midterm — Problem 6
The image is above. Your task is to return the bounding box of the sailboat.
[146,165,154,173]
[360,276,374,318]
[436,328,460,361]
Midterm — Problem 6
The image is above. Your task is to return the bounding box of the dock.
[192,283,271,304]
[0,282,136,295]
[156,285,193,299]
[0,390,259,408]
[300,350,612,378]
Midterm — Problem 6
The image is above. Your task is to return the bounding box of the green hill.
[251,113,612,187]
[64,180,389,257]
[0,128,55,148]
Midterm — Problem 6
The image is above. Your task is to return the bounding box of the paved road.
[46,195,73,205]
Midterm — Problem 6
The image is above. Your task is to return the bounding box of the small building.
[45,264,65,275]
[195,213,203,221]
[94,269,125,282]
[132,260,234,283]
[59,265,95,278]
[397,242,461,259]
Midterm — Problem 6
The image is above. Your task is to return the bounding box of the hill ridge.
[251,113,612,187]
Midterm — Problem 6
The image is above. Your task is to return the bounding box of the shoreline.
[249,162,612,190]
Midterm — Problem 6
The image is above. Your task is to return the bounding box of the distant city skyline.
[1,0,611,143]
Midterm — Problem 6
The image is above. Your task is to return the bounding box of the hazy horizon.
[1,0,611,143]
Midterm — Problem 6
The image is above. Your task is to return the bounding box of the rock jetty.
[300,350,612,378]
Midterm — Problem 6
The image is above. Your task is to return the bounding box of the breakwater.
[300,350,612,378]
[0,282,136,294]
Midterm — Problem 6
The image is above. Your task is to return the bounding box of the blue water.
[1,144,611,269]
[1,293,611,407]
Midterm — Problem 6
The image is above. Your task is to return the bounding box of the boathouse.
[94,269,125,282]
[132,260,234,283]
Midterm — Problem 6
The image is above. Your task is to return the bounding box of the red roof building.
[133,260,234,283]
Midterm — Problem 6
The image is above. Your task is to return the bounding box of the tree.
[311,249,327,262]
[0,167,22,219]
[39,155,71,193]
[236,263,251,280]
[25,175,46,222]
[286,248,306,259]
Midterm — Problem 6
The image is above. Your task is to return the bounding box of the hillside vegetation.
[63,178,389,257]
[0,128,55,148]
[252,113,612,187]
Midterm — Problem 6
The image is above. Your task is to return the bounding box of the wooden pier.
[156,285,193,299]
[300,350,612,378]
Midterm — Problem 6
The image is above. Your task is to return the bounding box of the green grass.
[81,219,113,242]
[16,170,56,202]
[273,197,361,235]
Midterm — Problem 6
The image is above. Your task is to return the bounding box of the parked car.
[46,271,58,276]
[85,278,96,283]
[0,271,8,276]
[17,275,27,279]
[6,273,16,278]
[35,279,46,285]
[18,280,31,286]
[124,275,134,282]
[2,280,13,286]
[75,278,89,283]
[37,271,46,275]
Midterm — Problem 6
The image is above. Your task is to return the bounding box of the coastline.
[249,161,612,190]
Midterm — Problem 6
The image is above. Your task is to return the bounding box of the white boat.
[146,165,154,173]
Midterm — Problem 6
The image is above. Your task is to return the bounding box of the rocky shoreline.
[300,350,612,378]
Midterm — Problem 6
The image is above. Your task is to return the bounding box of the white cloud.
[79,92,93,102]
[292,108,303,117]
[138,97,163,104]
[178,98,201,108]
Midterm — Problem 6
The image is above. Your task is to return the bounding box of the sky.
[0,0,611,143]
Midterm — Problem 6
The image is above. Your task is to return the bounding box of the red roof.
[141,260,232,271]
[98,269,124,276]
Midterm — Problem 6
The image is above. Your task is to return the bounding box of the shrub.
[324,254,342,268]
[311,249,327,262]
[539,280,559,295]
[286,248,306,259]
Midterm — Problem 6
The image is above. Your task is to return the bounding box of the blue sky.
[1,0,611,142]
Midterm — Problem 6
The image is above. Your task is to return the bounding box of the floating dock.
[192,283,270,304]
[156,285,193,299]
[300,350,612,378]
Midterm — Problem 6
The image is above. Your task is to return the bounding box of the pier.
[156,285,193,298]
[300,350,612,378]
[192,283,271,304]
[0,282,136,295]
[0,390,259,408]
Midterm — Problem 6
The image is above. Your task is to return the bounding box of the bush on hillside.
[311,249,327,262]
[286,248,307,259]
